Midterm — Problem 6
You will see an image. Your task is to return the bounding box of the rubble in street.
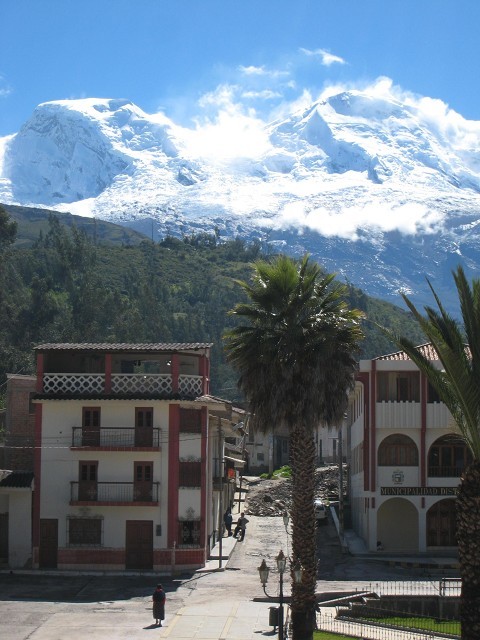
[243,465,346,516]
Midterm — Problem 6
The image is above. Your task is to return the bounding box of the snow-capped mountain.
[1,93,480,314]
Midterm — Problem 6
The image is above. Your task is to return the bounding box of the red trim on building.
[32,403,42,549]
[168,405,180,547]
[357,372,370,492]
[199,355,209,394]
[105,353,112,393]
[172,354,179,394]
[370,360,377,492]
[420,373,427,486]
[200,406,208,550]
[36,353,44,393]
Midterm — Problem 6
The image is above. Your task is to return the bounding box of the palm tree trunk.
[290,423,317,640]
[457,461,480,640]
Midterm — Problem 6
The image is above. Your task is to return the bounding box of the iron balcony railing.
[42,373,205,398]
[70,481,160,503]
[428,465,466,478]
[72,427,161,448]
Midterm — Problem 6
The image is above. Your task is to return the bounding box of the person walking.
[152,583,166,626]
[224,507,233,536]
[233,512,249,541]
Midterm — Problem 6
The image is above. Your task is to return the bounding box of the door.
[125,520,153,570]
[135,407,153,446]
[134,462,153,501]
[427,499,457,546]
[79,461,98,501]
[39,519,58,569]
[82,408,100,446]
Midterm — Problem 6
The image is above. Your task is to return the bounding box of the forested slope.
[0,205,424,404]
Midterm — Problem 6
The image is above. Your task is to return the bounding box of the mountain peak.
[1,91,480,313]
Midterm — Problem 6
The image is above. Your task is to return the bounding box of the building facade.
[31,342,236,572]
[348,344,466,554]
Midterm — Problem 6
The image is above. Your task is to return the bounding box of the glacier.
[1,91,480,314]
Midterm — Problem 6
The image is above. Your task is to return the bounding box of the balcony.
[72,427,161,449]
[41,373,204,398]
[428,466,465,478]
[70,481,160,504]
[376,401,421,428]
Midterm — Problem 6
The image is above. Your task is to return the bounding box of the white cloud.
[241,89,282,100]
[300,47,346,66]
[0,75,12,98]
[239,65,267,76]
[278,200,444,240]
[182,85,272,161]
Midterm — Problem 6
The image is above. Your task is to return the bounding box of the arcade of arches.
[376,433,466,549]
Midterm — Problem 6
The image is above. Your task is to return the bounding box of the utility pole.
[217,416,223,568]
[338,425,344,542]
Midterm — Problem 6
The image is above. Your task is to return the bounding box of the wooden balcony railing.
[72,427,161,448]
[70,481,160,503]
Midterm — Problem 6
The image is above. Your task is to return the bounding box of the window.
[136,408,153,428]
[134,462,153,501]
[78,461,98,500]
[427,382,441,403]
[179,408,202,433]
[428,435,472,477]
[82,407,100,446]
[68,517,102,546]
[377,372,420,402]
[178,520,201,546]
[179,461,202,487]
[135,407,153,446]
[378,434,418,466]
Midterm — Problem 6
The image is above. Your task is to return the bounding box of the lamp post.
[258,550,303,640]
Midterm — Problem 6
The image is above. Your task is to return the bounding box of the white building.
[31,342,239,572]
[347,343,467,554]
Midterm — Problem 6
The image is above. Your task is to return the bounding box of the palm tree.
[223,254,363,640]
[384,266,480,640]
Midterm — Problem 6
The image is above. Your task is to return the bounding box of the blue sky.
[1,0,479,137]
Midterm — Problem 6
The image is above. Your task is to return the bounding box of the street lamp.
[258,550,304,640]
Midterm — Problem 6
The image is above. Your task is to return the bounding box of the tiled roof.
[0,471,34,489]
[374,342,471,361]
[34,342,213,352]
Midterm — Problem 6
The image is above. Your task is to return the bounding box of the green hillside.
[0,205,424,403]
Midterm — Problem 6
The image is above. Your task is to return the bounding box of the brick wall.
[5,376,36,470]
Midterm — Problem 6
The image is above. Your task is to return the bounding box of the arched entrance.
[426,499,457,547]
[377,498,419,552]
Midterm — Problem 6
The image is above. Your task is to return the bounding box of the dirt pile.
[244,465,344,516]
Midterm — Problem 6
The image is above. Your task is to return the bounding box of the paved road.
[0,510,458,639]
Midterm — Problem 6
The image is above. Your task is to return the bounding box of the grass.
[366,616,460,634]
[313,615,460,639]
[314,632,358,640]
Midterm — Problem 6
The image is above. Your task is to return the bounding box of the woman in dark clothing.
[152,583,166,626]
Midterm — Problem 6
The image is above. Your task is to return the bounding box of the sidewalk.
[162,526,277,639]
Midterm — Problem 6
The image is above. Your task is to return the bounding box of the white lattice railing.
[42,372,204,397]
[43,373,105,395]
[179,374,203,396]
[111,374,173,395]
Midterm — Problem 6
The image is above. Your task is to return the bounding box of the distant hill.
[3,203,148,248]
[0,205,424,402]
